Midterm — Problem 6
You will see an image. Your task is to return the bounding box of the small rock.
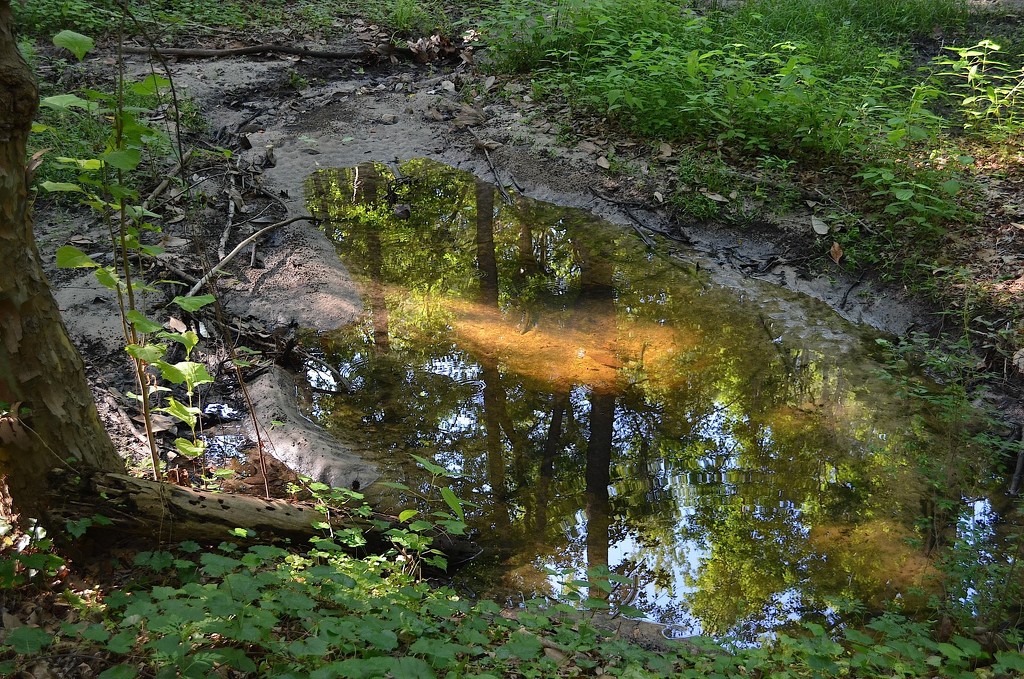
[380,114,398,124]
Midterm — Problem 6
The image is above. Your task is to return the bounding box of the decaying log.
[47,469,478,565]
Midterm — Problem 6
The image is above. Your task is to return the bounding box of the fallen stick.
[187,215,313,296]
[118,43,414,61]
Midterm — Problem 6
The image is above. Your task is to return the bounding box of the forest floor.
[6,2,1024,675]
[31,14,1024,481]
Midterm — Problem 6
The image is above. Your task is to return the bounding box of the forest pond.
[303,159,977,640]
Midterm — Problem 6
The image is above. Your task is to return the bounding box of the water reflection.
[305,159,939,639]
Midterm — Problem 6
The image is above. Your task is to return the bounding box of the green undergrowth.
[483,0,1023,293]
[13,0,341,39]
[3,522,1024,678]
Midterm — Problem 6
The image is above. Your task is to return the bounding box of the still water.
[304,158,952,640]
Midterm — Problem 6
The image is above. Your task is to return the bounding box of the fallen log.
[46,468,478,565]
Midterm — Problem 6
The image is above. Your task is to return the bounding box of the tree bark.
[0,0,126,527]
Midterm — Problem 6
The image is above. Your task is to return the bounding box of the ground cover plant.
[3,0,1024,676]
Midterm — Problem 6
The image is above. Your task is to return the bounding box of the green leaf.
[410,454,448,476]
[172,294,216,312]
[399,509,419,523]
[105,630,137,654]
[126,343,166,363]
[939,179,961,195]
[154,360,185,384]
[4,626,52,654]
[126,310,164,334]
[440,487,465,521]
[175,438,206,458]
[102,149,142,171]
[41,181,85,194]
[158,330,199,356]
[40,94,98,112]
[496,631,543,661]
[55,156,103,170]
[994,651,1024,673]
[131,74,171,97]
[891,187,915,201]
[161,397,198,428]
[94,266,120,290]
[173,361,214,388]
[56,245,98,268]
[98,665,137,679]
[53,30,94,61]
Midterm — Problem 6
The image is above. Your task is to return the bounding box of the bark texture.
[0,0,126,526]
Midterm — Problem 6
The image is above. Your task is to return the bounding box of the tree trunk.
[0,0,127,527]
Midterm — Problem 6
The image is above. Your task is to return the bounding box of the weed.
[935,40,1024,135]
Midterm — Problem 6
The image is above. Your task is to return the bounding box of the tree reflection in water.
[305,159,951,639]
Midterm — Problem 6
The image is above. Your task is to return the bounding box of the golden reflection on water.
[305,158,945,639]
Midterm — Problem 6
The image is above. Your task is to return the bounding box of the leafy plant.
[936,40,1024,134]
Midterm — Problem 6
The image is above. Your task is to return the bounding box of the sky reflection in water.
[304,159,942,640]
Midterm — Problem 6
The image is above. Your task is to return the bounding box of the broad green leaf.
[398,509,419,523]
[131,74,171,96]
[126,310,163,334]
[31,122,52,133]
[140,244,165,256]
[53,30,94,61]
[410,453,448,476]
[994,651,1024,673]
[440,487,465,521]
[94,266,119,290]
[55,245,98,268]
[158,330,199,355]
[891,187,915,201]
[55,156,103,170]
[126,343,165,363]
[161,397,198,428]
[496,631,543,661]
[175,438,206,458]
[172,294,216,312]
[4,626,52,654]
[173,361,213,388]
[102,149,142,171]
[41,181,85,194]
[99,666,139,679]
[939,179,961,195]
[154,360,186,384]
[40,94,98,112]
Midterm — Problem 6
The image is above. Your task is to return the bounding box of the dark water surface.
[303,159,968,640]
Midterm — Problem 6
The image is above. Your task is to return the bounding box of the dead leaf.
[578,141,601,155]
[1013,348,1024,374]
[473,138,503,151]
[166,317,188,333]
[483,75,496,92]
[811,215,829,235]
[830,241,844,264]
[596,156,610,169]
[654,191,664,203]
[658,142,673,159]
[700,189,728,202]
[440,80,456,93]
[452,103,486,128]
